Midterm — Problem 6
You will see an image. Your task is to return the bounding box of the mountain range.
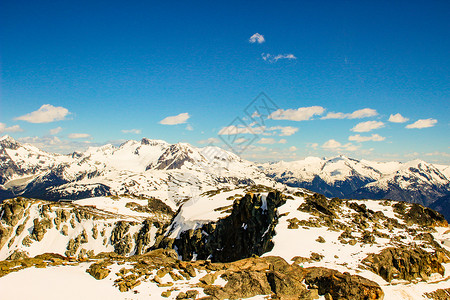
[1,134,449,218]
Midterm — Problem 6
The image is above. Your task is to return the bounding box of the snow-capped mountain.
[261,155,450,209]
[1,135,449,217]
[0,135,277,207]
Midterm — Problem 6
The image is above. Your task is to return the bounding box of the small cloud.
[289,146,297,151]
[198,137,220,145]
[425,151,450,158]
[15,104,70,123]
[322,139,360,152]
[249,33,265,44]
[406,118,437,129]
[322,139,342,150]
[234,138,249,144]
[121,129,141,134]
[388,113,409,123]
[269,106,325,121]
[185,124,194,131]
[159,112,190,125]
[261,53,297,63]
[257,138,287,144]
[0,123,23,133]
[268,126,299,136]
[351,121,384,132]
[348,134,385,142]
[321,108,378,120]
[218,125,264,135]
[49,127,63,135]
[68,133,91,139]
[17,135,97,154]
[308,142,319,149]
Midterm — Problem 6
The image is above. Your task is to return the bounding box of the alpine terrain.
[1,135,450,299]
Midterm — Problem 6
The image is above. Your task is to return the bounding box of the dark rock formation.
[298,193,343,217]
[111,221,133,255]
[162,191,286,262]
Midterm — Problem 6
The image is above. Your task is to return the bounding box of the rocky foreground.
[1,186,450,299]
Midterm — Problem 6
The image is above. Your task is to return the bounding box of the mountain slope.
[2,188,450,299]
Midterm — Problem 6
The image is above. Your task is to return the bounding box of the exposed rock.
[0,198,27,227]
[425,288,450,300]
[400,203,447,227]
[204,271,272,300]
[111,221,133,255]
[61,225,69,236]
[31,218,52,241]
[304,267,384,300]
[298,193,342,217]
[166,191,286,262]
[362,245,448,282]
[86,262,111,280]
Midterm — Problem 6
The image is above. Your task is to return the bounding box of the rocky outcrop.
[298,193,343,217]
[86,261,111,280]
[425,288,450,300]
[304,267,384,300]
[161,191,286,262]
[111,221,133,255]
[362,245,449,282]
[393,202,448,227]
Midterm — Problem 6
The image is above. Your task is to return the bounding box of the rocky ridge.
[1,185,450,299]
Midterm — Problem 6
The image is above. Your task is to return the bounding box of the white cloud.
[121,129,141,134]
[289,146,297,151]
[257,138,287,144]
[308,142,319,149]
[68,133,91,139]
[0,123,23,133]
[388,113,409,123]
[17,136,95,154]
[268,126,299,136]
[348,134,385,142]
[425,151,450,158]
[234,138,249,144]
[269,106,325,121]
[186,124,194,131]
[246,145,267,152]
[406,118,437,129]
[321,108,378,120]
[198,137,220,145]
[322,139,360,152]
[249,33,265,44]
[261,53,297,63]
[322,139,342,149]
[349,108,378,119]
[15,104,70,123]
[49,127,63,135]
[351,121,384,132]
[159,112,190,125]
[218,124,298,138]
[218,125,264,135]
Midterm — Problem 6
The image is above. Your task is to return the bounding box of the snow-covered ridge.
[261,155,450,210]
[0,136,276,206]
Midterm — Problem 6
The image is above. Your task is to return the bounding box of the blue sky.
[0,0,449,163]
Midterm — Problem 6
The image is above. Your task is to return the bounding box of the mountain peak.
[0,135,21,150]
